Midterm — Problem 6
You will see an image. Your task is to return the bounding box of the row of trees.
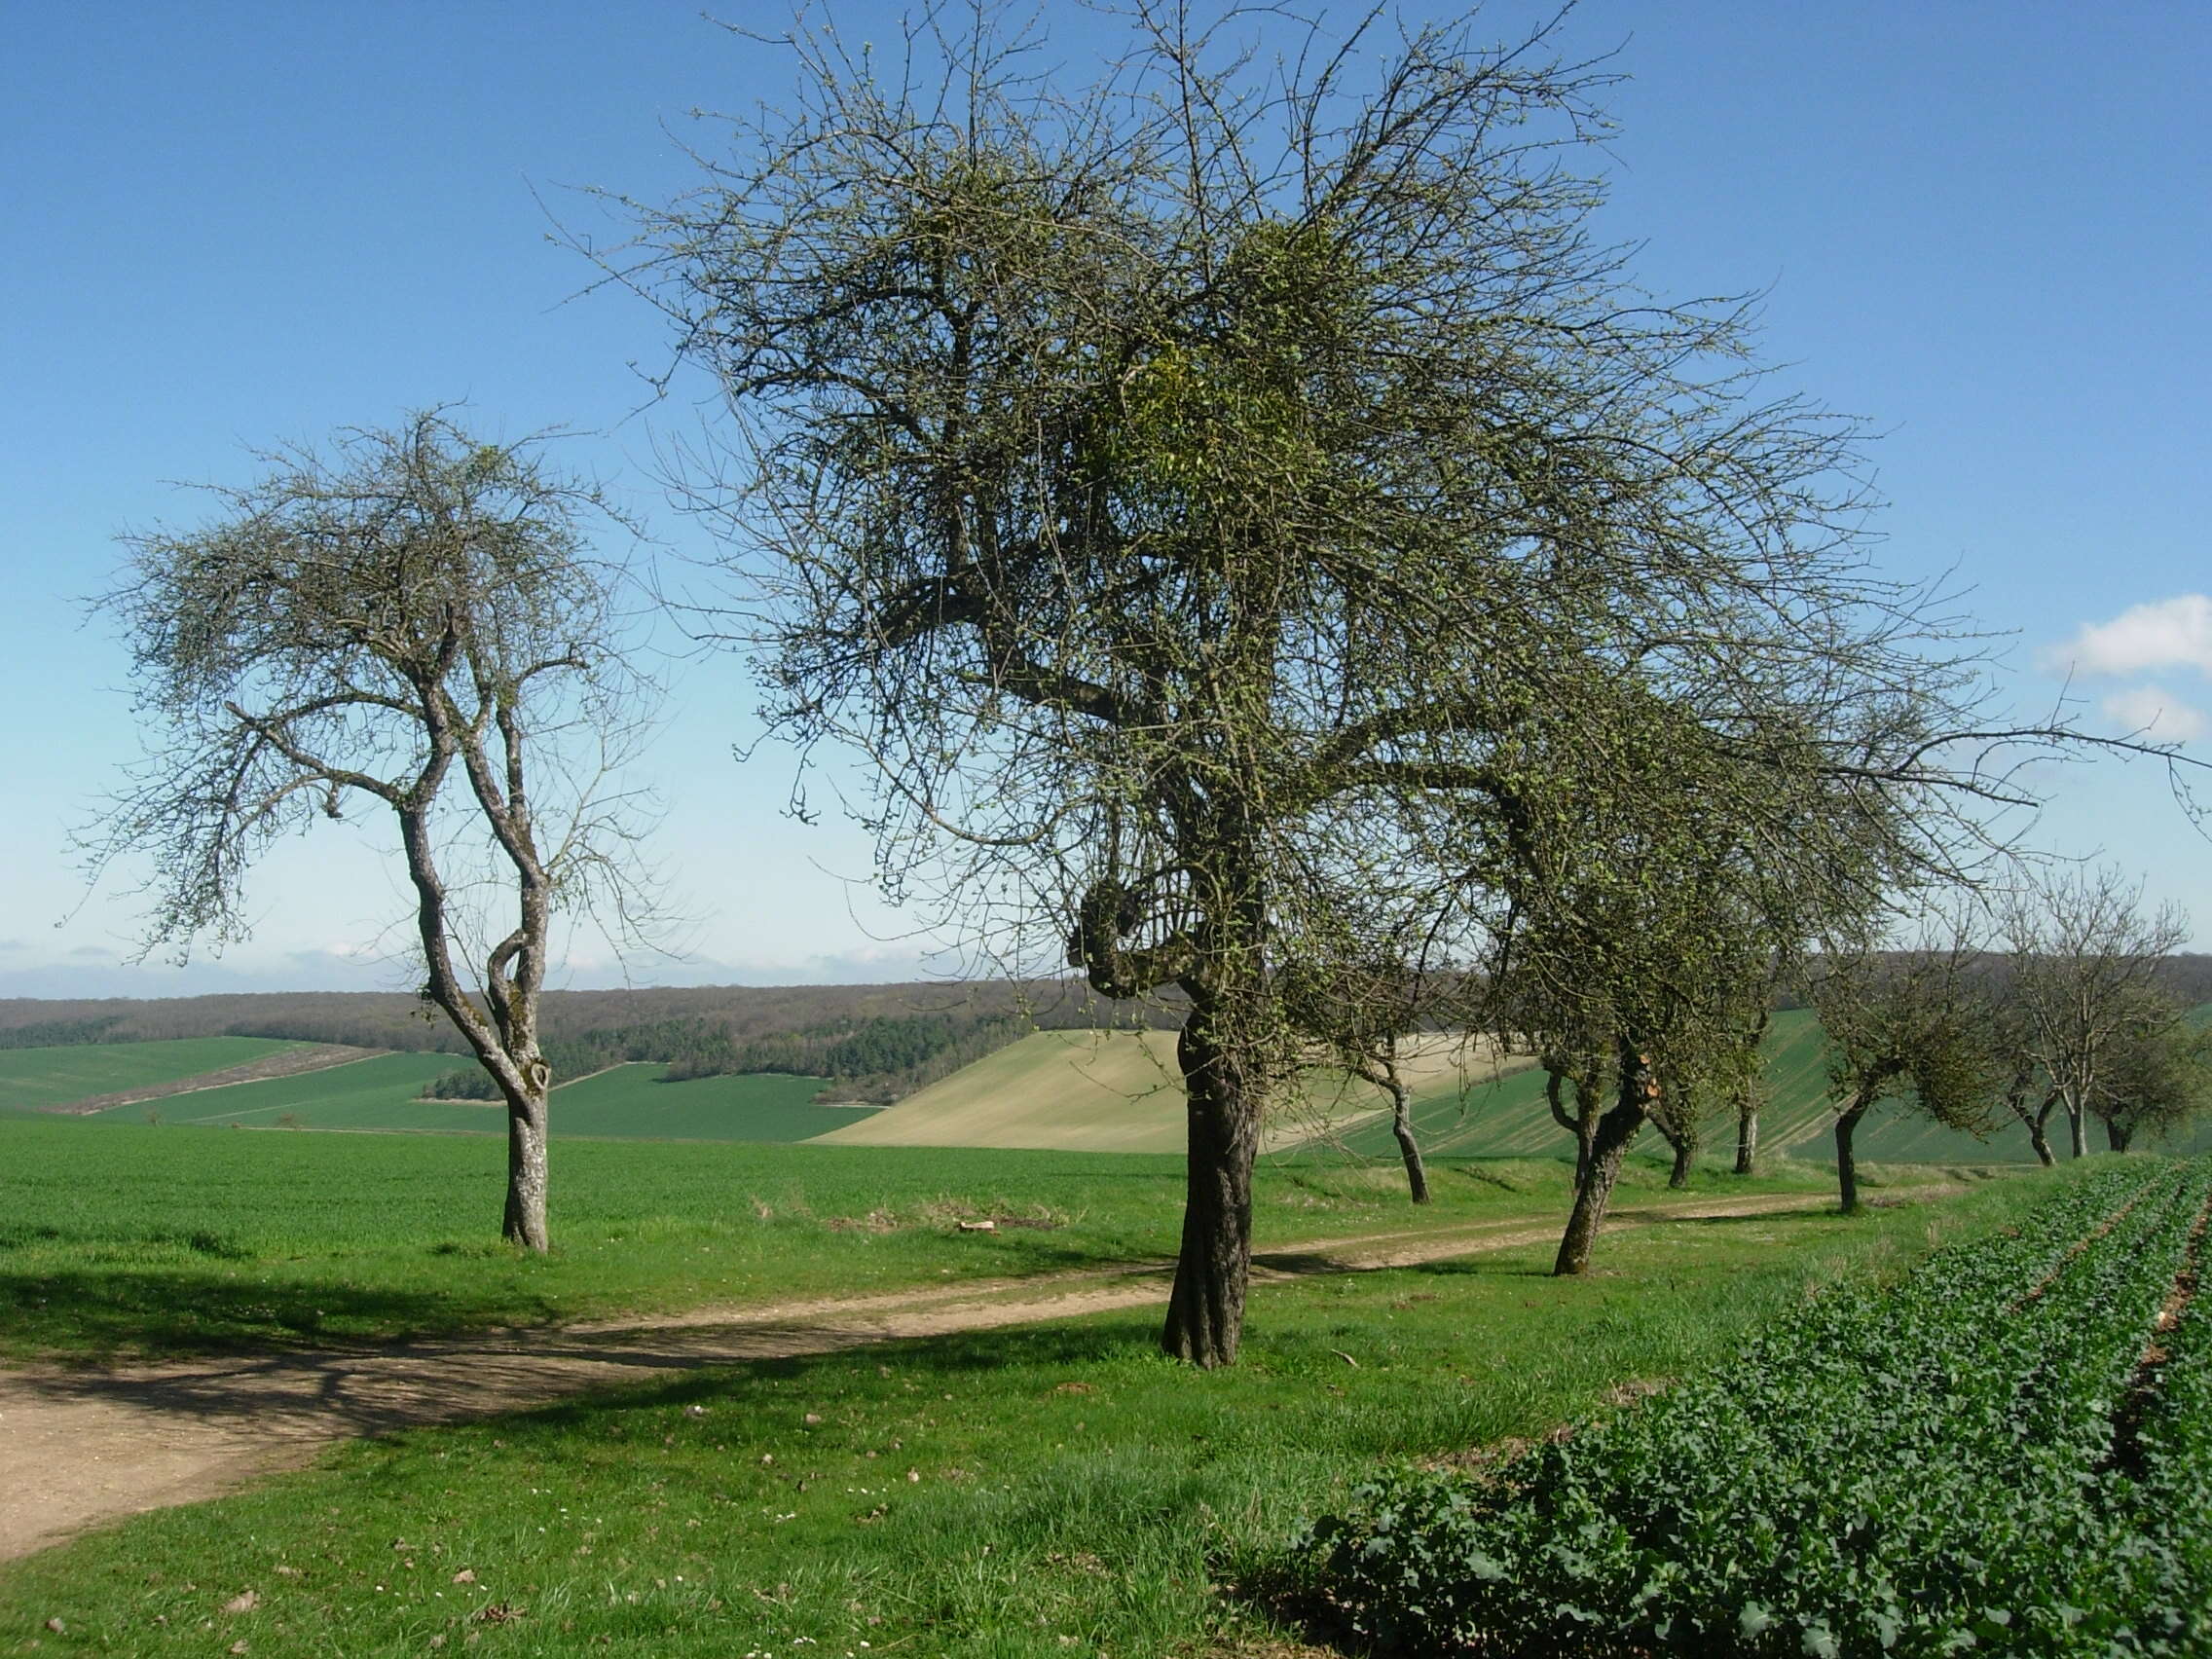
[86,6,2194,1363]
[1816,869,2212,1214]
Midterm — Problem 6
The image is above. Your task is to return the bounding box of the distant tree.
[1474,691,1893,1274]
[83,412,654,1251]
[1724,994,1776,1177]
[2087,991,2212,1152]
[1999,866,2190,1160]
[606,3,2109,1358]
[1805,941,2005,1212]
[1283,933,1463,1206]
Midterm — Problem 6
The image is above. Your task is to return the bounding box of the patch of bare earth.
[0,1186,1948,1565]
[39,1046,390,1116]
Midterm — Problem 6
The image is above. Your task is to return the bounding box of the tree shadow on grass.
[0,1267,560,1365]
[8,1309,1170,1445]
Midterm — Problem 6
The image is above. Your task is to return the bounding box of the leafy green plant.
[1298,1160,2212,1655]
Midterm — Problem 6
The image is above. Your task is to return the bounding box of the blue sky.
[3,1,2207,997]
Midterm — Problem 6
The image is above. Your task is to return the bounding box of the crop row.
[1296,1159,2212,1656]
[2075,1187,2212,1656]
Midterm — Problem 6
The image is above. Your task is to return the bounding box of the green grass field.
[0,1037,301,1113]
[0,1164,2066,1656]
[0,1107,1847,1361]
[33,1014,2211,1168]
[552,1063,879,1140]
[83,1051,476,1129]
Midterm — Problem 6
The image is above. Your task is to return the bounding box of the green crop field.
[1305,1158,2212,1655]
[549,1063,879,1141]
[0,1037,303,1113]
[1327,1008,2212,1169]
[83,1051,480,1129]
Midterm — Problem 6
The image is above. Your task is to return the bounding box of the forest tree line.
[0,979,1174,1101]
[413,1009,1038,1103]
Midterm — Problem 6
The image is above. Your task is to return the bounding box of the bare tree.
[598,5,2088,1360]
[83,412,654,1251]
[1999,866,2190,1161]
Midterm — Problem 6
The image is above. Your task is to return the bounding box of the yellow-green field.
[811,1028,1522,1153]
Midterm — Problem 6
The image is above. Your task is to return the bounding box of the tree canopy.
[86,411,653,1249]
[601,4,2080,1362]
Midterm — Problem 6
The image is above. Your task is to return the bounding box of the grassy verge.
[0,1168,2057,1656]
[0,1112,1872,1360]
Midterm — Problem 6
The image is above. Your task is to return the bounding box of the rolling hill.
[812,1028,1524,1154]
[0,1038,306,1114]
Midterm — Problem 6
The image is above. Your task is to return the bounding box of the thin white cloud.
[2047,595,2212,679]
[2100,685,2206,742]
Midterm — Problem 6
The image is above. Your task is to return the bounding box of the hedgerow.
[1296,1160,2212,1655]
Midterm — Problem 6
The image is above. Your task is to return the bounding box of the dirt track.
[0,1189,1885,1565]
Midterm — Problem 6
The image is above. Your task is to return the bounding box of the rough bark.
[2029,1119,2055,1166]
[1554,1043,1657,1276]
[1650,1089,1697,1188]
[2107,1119,2134,1154]
[1387,1078,1431,1205]
[502,1084,552,1251]
[1835,1094,1872,1213]
[1161,1016,1260,1368]
[2067,1096,2090,1160]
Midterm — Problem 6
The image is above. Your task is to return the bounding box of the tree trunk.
[1835,1097,1870,1214]
[1388,1079,1430,1204]
[1553,1043,1655,1276]
[2010,1077,2057,1167]
[1547,1067,1597,1189]
[2106,1118,2133,1153]
[1733,1012,1767,1176]
[1669,1134,1695,1189]
[502,1085,552,1251]
[1651,1093,1696,1189]
[1161,1017,1260,1368]
[2067,1099,2089,1160]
